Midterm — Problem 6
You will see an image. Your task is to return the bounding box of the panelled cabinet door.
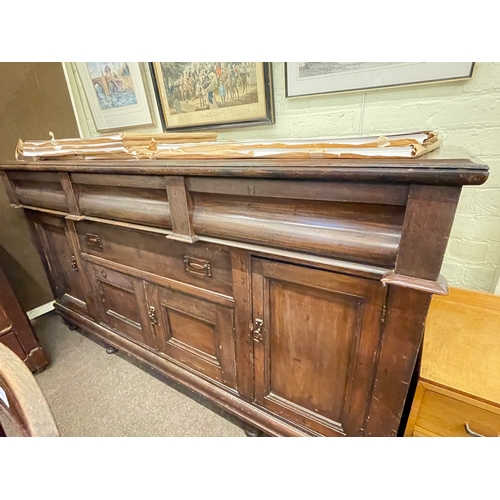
[29,213,89,318]
[145,283,237,390]
[251,258,387,436]
[86,262,155,348]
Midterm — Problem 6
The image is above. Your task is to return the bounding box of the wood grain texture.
[13,180,68,212]
[0,260,48,372]
[252,258,386,436]
[59,172,80,216]
[0,150,489,185]
[77,184,171,229]
[76,220,234,298]
[415,387,500,437]
[27,212,88,318]
[1,171,20,205]
[165,176,198,242]
[396,185,461,280]
[382,272,448,295]
[364,287,431,436]
[2,155,488,437]
[230,249,254,400]
[192,193,404,267]
[421,287,500,405]
[186,177,409,206]
[149,282,237,389]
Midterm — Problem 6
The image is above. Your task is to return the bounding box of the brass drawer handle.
[85,233,103,249]
[183,256,211,278]
[464,422,487,437]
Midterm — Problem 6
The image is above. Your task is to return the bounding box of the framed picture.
[75,62,154,131]
[285,62,475,98]
[150,62,274,131]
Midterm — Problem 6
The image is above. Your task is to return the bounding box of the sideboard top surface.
[0,146,489,186]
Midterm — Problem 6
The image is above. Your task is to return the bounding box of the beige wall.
[0,62,80,311]
[65,62,500,292]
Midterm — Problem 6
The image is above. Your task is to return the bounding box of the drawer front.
[76,221,233,298]
[416,389,500,437]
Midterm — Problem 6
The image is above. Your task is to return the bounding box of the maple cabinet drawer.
[415,388,500,437]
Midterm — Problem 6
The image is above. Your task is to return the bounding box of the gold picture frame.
[150,62,274,131]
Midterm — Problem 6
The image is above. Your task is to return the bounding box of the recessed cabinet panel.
[147,284,237,390]
[28,213,88,318]
[251,258,387,436]
[86,262,155,348]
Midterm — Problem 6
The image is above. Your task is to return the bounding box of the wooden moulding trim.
[80,252,235,307]
[76,216,389,280]
[166,233,200,243]
[16,204,69,217]
[381,272,448,295]
[186,177,410,207]
[54,303,311,437]
[16,204,388,280]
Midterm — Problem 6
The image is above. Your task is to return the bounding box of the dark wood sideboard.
[0,149,488,436]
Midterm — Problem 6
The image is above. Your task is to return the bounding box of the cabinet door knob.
[148,305,158,326]
[71,256,78,272]
[252,318,264,342]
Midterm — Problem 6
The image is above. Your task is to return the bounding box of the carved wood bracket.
[381,271,448,296]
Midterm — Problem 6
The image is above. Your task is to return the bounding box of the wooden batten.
[165,176,198,243]
[0,171,20,206]
[59,172,81,216]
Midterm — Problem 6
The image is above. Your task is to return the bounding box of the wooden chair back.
[0,342,59,437]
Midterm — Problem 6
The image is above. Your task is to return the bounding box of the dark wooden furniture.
[0,341,58,437]
[0,149,488,436]
[0,262,49,372]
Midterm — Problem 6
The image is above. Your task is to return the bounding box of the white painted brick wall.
[64,62,500,292]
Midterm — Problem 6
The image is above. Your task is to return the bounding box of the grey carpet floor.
[32,313,245,437]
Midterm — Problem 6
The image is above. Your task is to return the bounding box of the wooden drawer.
[76,221,233,299]
[414,388,500,437]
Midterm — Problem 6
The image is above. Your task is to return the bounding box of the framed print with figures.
[75,62,154,131]
[150,62,274,130]
[285,62,475,98]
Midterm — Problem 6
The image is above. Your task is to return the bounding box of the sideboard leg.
[61,317,79,331]
[243,424,263,437]
[105,345,119,355]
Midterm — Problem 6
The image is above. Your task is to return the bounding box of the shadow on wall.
[0,244,53,312]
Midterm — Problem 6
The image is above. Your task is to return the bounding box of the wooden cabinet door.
[145,283,237,390]
[29,213,89,318]
[86,262,155,348]
[251,258,387,436]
